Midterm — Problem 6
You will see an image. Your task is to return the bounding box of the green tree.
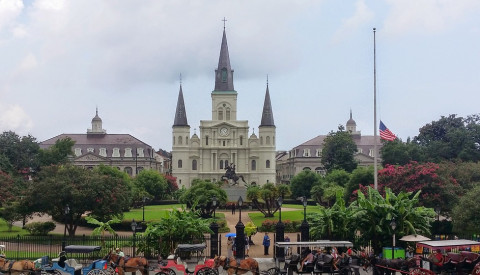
[321,125,358,173]
[179,179,227,218]
[451,185,480,234]
[349,187,435,254]
[0,171,14,205]
[277,184,291,199]
[134,169,168,200]
[380,138,424,166]
[0,131,39,176]
[325,169,351,187]
[247,183,281,218]
[38,137,75,166]
[290,170,322,199]
[85,216,120,247]
[27,165,131,235]
[344,166,374,203]
[141,207,212,257]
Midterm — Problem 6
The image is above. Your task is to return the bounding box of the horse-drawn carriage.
[154,244,217,275]
[264,240,360,275]
[41,245,113,275]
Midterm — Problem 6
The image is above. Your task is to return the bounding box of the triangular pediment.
[212,122,237,128]
[75,153,109,162]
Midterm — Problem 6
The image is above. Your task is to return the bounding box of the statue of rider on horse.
[221,163,246,186]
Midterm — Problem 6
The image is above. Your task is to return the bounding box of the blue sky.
[0,0,479,151]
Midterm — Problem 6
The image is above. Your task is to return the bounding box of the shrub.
[259,219,300,233]
[24,221,56,235]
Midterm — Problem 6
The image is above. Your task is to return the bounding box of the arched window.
[240,136,243,145]
[251,160,257,171]
[173,136,175,145]
[220,160,224,169]
[178,136,183,145]
[178,159,183,168]
[266,136,271,145]
[206,136,209,145]
[260,137,263,145]
[192,160,197,170]
[225,160,229,167]
[266,160,270,168]
[226,108,231,120]
[218,108,223,120]
[185,136,189,145]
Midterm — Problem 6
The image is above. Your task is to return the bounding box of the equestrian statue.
[221,163,246,186]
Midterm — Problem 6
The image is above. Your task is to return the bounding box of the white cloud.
[0,0,23,31]
[332,0,374,44]
[384,0,480,35]
[0,104,33,134]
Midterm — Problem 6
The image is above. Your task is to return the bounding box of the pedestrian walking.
[227,236,233,258]
[231,203,236,215]
[245,236,250,256]
[263,232,271,255]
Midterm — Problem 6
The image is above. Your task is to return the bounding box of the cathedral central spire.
[214,28,234,91]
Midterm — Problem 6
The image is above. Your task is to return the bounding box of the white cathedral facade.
[171,28,276,188]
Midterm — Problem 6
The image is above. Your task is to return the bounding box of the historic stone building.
[276,111,383,184]
[171,28,276,188]
[40,109,164,176]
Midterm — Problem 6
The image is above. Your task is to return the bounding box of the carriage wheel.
[105,266,116,275]
[262,267,280,275]
[196,267,218,275]
[87,269,107,275]
[156,269,175,275]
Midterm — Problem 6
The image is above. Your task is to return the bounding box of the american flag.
[379,121,396,141]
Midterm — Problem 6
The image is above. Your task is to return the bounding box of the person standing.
[227,237,233,258]
[263,233,271,255]
[231,203,236,215]
[245,236,250,257]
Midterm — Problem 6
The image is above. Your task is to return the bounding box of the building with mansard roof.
[171,27,276,188]
[40,109,164,176]
[276,111,383,184]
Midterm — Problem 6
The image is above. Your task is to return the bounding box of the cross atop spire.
[222,17,227,30]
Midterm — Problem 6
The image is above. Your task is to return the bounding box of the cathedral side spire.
[214,27,234,91]
[173,84,189,126]
[260,82,275,127]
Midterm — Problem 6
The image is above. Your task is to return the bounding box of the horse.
[213,255,259,275]
[0,257,37,275]
[106,250,149,275]
[362,255,417,275]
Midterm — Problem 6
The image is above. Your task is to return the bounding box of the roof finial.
[194,128,196,134]
[252,127,255,134]
[96,106,98,116]
[222,17,227,30]
[179,73,182,85]
[350,108,352,119]
[267,74,269,86]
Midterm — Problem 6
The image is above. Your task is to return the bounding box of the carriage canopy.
[416,239,480,253]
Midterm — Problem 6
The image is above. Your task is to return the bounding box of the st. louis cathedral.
[171,27,276,188]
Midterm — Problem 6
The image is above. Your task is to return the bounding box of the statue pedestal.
[222,184,247,202]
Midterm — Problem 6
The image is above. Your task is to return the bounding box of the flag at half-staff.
[379,120,396,141]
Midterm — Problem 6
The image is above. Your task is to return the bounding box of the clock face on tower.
[219,127,229,137]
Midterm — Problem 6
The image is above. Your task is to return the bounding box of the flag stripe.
[379,120,396,141]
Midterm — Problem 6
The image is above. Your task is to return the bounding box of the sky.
[0,0,479,152]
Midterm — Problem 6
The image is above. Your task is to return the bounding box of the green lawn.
[123,204,225,222]
[0,220,29,236]
[247,204,319,228]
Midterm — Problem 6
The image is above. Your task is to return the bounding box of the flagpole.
[373,27,378,190]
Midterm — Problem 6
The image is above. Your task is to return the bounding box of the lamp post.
[275,197,285,259]
[235,196,245,259]
[142,197,147,222]
[62,204,70,250]
[299,196,309,241]
[390,218,396,259]
[210,196,219,258]
[131,219,137,257]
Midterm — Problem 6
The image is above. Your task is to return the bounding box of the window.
[369,149,375,157]
[240,136,243,145]
[99,148,107,157]
[218,109,223,120]
[266,136,270,145]
[206,136,209,146]
[173,136,175,145]
[251,160,256,171]
[74,148,82,156]
[358,148,363,154]
[226,108,231,120]
[124,167,132,176]
[178,136,183,145]
[260,137,263,145]
[223,140,226,146]
[178,159,183,168]
[192,160,197,170]
[113,148,120,157]
[316,149,322,157]
[137,148,144,157]
[220,160,224,169]
[221,68,227,82]
[185,136,189,145]
[266,160,270,168]
[125,148,132,157]
[303,167,311,171]
[303,149,311,157]
[87,148,94,153]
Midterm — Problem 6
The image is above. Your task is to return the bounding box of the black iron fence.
[0,234,212,261]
